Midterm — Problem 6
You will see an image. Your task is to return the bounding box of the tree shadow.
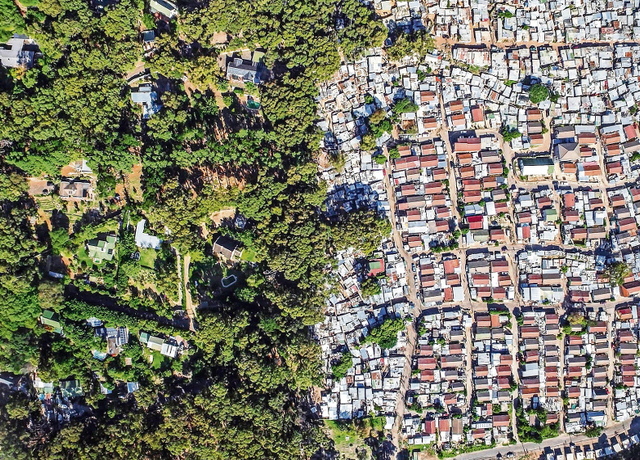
[51,209,70,231]
[364,435,397,460]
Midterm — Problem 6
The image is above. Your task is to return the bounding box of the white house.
[135,219,162,249]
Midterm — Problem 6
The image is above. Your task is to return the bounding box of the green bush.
[0,0,26,42]
[332,352,353,380]
[360,133,377,151]
[529,84,549,104]
[393,98,419,114]
[386,30,435,61]
[362,318,404,349]
[142,13,156,30]
[360,277,382,297]
[501,126,521,143]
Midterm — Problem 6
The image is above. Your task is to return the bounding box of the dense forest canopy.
[0,0,393,458]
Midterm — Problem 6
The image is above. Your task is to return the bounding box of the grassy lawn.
[139,248,157,270]
[324,416,385,452]
[77,246,95,269]
[240,248,257,262]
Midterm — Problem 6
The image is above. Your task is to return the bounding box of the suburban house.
[95,326,129,356]
[87,235,117,263]
[226,57,261,85]
[59,180,93,201]
[0,35,37,69]
[142,30,156,54]
[213,236,243,262]
[59,379,84,398]
[131,85,162,119]
[149,0,178,18]
[135,219,162,249]
[139,332,179,358]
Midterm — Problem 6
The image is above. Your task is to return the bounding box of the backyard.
[324,417,386,459]
[139,248,157,270]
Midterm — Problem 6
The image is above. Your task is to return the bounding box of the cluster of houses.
[391,141,455,252]
[317,52,444,154]
[560,186,609,247]
[415,253,465,305]
[517,250,566,305]
[517,310,562,425]
[613,305,640,422]
[544,433,640,460]
[316,247,411,422]
[514,186,560,244]
[453,134,511,246]
[491,1,640,42]
[470,311,515,445]
[517,247,616,306]
[563,309,611,434]
[32,377,87,424]
[466,250,514,302]
[37,312,187,404]
[565,251,613,305]
[404,306,471,447]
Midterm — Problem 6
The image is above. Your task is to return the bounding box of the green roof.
[544,209,558,221]
[369,260,382,270]
[40,310,62,334]
[87,235,117,263]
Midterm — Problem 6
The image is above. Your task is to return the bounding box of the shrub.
[332,352,353,380]
[360,277,382,297]
[393,98,419,114]
[362,318,404,349]
[501,126,521,143]
[529,84,549,104]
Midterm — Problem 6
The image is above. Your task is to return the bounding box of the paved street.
[455,417,640,460]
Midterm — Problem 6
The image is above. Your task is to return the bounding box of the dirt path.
[183,253,196,331]
[382,148,424,457]
[508,303,521,444]
[176,251,183,308]
[13,0,27,16]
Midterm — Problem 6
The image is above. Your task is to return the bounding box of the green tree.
[332,352,353,380]
[386,30,435,61]
[605,261,631,287]
[360,277,381,297]
[529,84,550,104]
[501,126,521,143]
[362,318,405,349]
